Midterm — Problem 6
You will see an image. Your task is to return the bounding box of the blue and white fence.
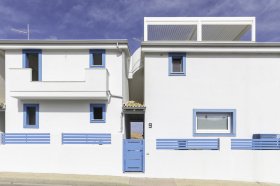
[62,133,111,145]
[156,139,219,150]
[231,138,280,150]
[1,133,50,144]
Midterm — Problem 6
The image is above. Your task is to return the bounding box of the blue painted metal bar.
[62,133,111,145]
[156,138,219,150]
[2,133,50,144]
[231,138,280,150]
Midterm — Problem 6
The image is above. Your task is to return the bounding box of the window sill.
[23,125,39,129]
[90,65,105,68]
[90,120,106,123]
[193,133,236,137]
[169,72,186,76]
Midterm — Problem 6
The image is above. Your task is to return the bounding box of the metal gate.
[123,139,144,172]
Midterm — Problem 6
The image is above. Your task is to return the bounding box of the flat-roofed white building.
[0,17,280,184]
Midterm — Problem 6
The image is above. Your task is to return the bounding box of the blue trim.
[22,49,42,81]
[168,53,186,76]
[62,133,111,145]
[193,109,236,137]
[89,49,105,68]
[2,133,50,144]
[156,138,220,150]
[231,138,280,150]
[90,104,106,123]
[23,104,39,129]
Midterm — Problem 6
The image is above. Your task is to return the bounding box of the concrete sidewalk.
[0,172,278,186]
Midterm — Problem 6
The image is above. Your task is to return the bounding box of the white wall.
[144,52,280,183]
[5,49,124,132]
[0,52,4,103]
[2,48,126,175]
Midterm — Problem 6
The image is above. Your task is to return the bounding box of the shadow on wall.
[129,68,144,103]
[0,112,5,132]
[0,52,5,104]
[17,100,109,113]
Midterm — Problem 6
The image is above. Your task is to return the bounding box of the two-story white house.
[0,17,280,184]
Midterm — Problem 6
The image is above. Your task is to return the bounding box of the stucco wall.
[144,52,280,183]
[0,52,4,104]
[5,49,124,132]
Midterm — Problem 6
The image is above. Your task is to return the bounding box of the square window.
[90,104,106,123]
[90,49,105,68]
[169,53,186,76]
[193,109,236,136]
[23,104,39,128]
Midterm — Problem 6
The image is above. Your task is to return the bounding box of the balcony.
[9,68,109,100]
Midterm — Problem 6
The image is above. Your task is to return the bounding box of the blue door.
[123,139,144,172]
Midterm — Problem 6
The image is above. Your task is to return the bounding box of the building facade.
[0,17,280,183]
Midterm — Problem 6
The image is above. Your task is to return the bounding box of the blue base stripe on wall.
[62,133,111,145]
[2,133,50,144]
[231,138,280,150]
[156,139,219,150]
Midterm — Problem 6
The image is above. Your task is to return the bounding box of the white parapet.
[9,68,109,100]
[144,17,256,42]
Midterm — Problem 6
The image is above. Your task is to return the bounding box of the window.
[23,49,42,81]
[89,49,105,68]
[90,104,106,123]
[168,53,186,76]
[23,104,39,128]
[193,109,236,136]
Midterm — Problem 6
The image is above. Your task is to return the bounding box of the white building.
[0,17,280,184]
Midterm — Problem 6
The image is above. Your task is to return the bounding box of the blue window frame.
[193,109,236,137]
[22,49,42,81]
[23,104,39,128]
[89,49,105,68]
[168,53,186,76]
[90,104,106,123]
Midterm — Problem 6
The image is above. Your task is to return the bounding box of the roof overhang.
[0,39,130,55]
[141,42,280,53]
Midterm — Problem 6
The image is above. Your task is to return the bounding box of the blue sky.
[0,0,279,52]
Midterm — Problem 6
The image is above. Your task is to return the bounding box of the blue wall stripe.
[2,133,50,144]
[156,138,219,150]
[231,138,280,150]
[62,133,111,145]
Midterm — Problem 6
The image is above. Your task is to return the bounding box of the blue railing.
[231,138,280,150]
[62,133,111,145]
[1,133,50,144]
[156,139,219,150]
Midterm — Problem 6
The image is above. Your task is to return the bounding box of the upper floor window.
[90,104,106,123]
[23,104,39,128]
[23,49,42,81]
[193,109,236,137]
[90,49,105,68]
[168,53,186,76]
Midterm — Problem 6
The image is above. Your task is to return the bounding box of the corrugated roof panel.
[202,25,250,41]
[148,25,197,41]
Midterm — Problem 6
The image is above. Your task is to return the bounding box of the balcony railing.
[9,68,109,100]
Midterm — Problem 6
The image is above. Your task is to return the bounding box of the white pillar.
[197,21,202,41]
[251,20,256,42]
